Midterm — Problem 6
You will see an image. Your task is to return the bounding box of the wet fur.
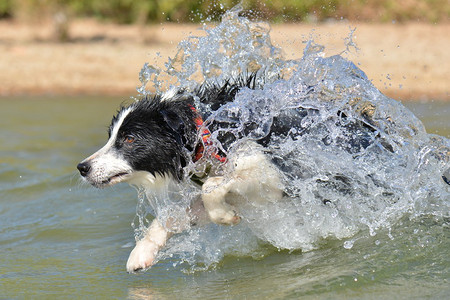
[77,76,284,272]
[78,75,442,272]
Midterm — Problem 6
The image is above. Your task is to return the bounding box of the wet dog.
[79,75,447,272]
[77,76,284,272]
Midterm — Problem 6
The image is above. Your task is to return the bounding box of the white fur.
[202,141,283,225]
[126,141,283,272]
[126,218,171,273]
[81,104,284,272]
[80,107,134,187]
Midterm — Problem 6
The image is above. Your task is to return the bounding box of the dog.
[77,75,290,272]
[79,74,432,273]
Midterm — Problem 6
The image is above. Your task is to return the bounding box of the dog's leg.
[202,177,241,225]
[126,198,211,273]
[202,142,283,226]
[126,218,172,273]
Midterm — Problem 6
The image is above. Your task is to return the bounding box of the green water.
[1,96,448,299]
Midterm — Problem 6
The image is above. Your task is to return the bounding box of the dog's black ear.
[161,109,184,131]
[161,109,185,145]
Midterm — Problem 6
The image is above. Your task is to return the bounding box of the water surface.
[0,96,448,299]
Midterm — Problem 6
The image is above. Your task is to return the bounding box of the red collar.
[189,105,227,163]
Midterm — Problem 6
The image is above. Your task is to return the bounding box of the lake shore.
[1,19,448,101]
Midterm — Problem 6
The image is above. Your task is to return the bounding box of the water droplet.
[343,240,355,249]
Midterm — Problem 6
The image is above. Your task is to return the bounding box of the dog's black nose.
[77,162,91,177]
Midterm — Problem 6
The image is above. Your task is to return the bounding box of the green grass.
[5,0,450,23]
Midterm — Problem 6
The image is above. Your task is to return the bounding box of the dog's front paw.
[126,239,159,273]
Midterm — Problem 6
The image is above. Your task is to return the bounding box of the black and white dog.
[78,75,413,272]
[78,76,289,272]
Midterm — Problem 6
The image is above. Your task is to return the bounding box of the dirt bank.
[0,19,448,101]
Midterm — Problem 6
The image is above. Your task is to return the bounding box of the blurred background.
[2,0,448,24]
[0,0,449,100]
[1,2,449,298]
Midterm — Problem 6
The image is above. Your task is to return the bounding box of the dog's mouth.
[99,172,130,187]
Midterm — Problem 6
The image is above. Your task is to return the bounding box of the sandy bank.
[0,19,448,101]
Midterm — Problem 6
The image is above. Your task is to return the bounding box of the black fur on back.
[195,73,260,111]
[107,73,399,183]
[193,74,393,157]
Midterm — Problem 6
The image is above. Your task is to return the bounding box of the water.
[136,7,449,273]
[0,96,448,299]
[1,9,449,299]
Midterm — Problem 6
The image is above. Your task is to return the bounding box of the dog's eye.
[124,135,135,144]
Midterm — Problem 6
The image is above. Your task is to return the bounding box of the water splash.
[135,8,449,270]
[138,5,294,95]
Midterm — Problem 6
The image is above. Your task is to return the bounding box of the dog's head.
[77,95,196,188]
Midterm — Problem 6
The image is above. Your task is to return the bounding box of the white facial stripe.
[108,106,133,148]
[83,106,133,162]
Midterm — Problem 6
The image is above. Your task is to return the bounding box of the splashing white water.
[135,7,449,270]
